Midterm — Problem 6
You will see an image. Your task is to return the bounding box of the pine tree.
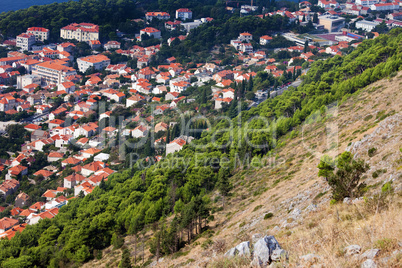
[217,168,232,207]
[119,248,132,268]
[318,152,369,201]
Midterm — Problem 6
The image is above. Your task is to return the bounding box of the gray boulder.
[224,241,251,257]
[224,247,237,257]
[344,245,361,256]
[361,259,377,268]
[252,235,282,267]
[236,241,251,256]
[360,249,380,260]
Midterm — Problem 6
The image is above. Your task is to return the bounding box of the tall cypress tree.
[248,75,254,91]
[201,87,207,103]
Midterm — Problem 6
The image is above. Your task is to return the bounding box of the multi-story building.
[17,74,42,89]
[139,27,161,41]
[32,61,77,85]
[318,15,345,32]
[176,8,192,20]
[27,27,50,41]
[355,20,380,32]
[370,3,399,11]
[16,33,36,51]
[238,32,253,42]
[145,12,170,21]
[60,23,99,42]
[356,0,377,6]
[260,35,272,45]
[76,54,110,73]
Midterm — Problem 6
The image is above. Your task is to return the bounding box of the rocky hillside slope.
[85,71,402,268]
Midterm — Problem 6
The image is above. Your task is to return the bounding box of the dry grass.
[279,194,402,267]
[85,70,402,268]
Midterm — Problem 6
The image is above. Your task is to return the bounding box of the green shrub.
[264,213,274,220]
[372,169,387,178]
[201,239,214,250]
[368,147,377,157]
[364,114,373,121]
[314,191,327,200]
[253,205,263,212]
[381,181,393,194]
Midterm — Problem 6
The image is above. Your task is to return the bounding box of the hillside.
[1,29,402,268]
[85,66,402,268]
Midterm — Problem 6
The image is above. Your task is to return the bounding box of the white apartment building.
[17,74,41,89]
[76,54,110,73]
[370,3,399,11]
[176,8,192,20]
[60,23,99,42]
[16,33,36,51]
[32,61,77,85]
[27,27,50,41]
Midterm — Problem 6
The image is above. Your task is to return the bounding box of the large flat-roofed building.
[76,54,110,73]
[27,27,50,41]
[32,60,77,86]
[355,20,380,32]
[60,23,99,42]
[319,15,345,32]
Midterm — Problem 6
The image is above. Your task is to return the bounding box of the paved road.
[0,121,19,131]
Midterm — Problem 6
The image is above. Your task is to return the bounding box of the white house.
[215,97,233,109]
[132,125,148,138]
[57,81,75,93]
[139,27,161,41]
[166,137,186,155]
